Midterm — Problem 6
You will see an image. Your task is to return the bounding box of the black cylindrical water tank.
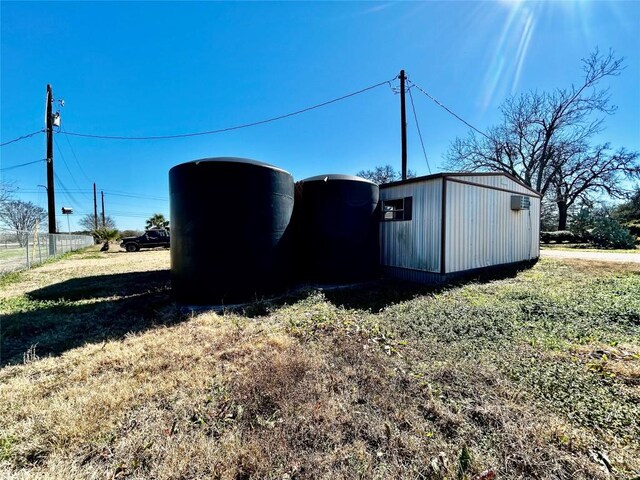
[169,158,294,305]
[295,174,380,282]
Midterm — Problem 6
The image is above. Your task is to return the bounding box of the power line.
[60,78,396,141]
[59,124,92,183]
[54,138,93,202]
[62,210,153,219]
[0,159,47,171]
[0,129,44,147]
[15,189,91,193]
[407,80,491,140]
[407,86,431,174]
[54,172,84,210]
[12,188,169,202]
[110,210,164,218]
[106,191,168,201]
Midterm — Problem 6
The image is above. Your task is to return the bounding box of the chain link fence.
[0,229,95,274]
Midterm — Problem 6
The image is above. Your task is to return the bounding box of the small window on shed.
[382,197,412,221]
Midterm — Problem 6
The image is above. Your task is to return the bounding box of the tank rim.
[298,174,377,185]
[170,157,291,175]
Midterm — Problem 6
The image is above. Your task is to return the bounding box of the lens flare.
[481,1,538,109]
[478,1,608,110]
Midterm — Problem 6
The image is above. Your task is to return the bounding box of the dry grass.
[545,258,640,275]
[541,245,638,253]
[0,247,168,300]
[572,342,640,385]
[1,248,638,479]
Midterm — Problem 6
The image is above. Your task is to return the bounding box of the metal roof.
[381,172,541,197]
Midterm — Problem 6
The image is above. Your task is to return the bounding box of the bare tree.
[78,214,116,232]
[0,200,47,246]
[0,181,15,205]
[447,49,637,229]
[551,142,639,229]
[356,165,416,185]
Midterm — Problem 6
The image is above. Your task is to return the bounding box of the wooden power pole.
[101,191,105,226]
[399,70,408,181]
[46,85,56,233]
[93,183,98,229]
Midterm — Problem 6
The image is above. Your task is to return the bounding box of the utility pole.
[46,85,56,233]
[101,191,105,226]
[93,183,98,229]
[399,70,408,181]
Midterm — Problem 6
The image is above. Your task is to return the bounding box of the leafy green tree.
[145,213,169,230]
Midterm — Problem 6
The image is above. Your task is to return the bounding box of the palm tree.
[145,213,169,230]
[96,228,120,250]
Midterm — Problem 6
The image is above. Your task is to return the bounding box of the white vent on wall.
[511,195,530,210]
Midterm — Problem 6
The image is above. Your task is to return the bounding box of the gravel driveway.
[541,249,640,263]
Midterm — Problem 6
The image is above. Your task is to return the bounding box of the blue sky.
[1,1,639,231]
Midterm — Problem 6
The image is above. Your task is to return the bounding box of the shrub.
[92,228,120,243]
[540,231,578,244]
[612,188,640,223]
[569,208,594,240]
[624,221,640,238]
[590,217,636,249]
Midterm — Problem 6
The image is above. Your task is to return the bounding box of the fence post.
[26,235,30,269]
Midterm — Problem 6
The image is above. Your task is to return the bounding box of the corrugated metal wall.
[444,178,540,273]
[379,178,442,272]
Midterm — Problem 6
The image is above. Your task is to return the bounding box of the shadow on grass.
[1,262,534,366]
[323,262,530,311]
[238,262,534,317]
[29,270,171,301]
[1,269,176,367]
[207,279,437,318]
[321,279,435,312]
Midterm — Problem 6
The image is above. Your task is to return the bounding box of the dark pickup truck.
[120,229,170,252]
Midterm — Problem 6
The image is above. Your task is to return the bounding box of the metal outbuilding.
[379,172,540,283]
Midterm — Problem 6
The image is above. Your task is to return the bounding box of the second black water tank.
[295,174,380,282]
